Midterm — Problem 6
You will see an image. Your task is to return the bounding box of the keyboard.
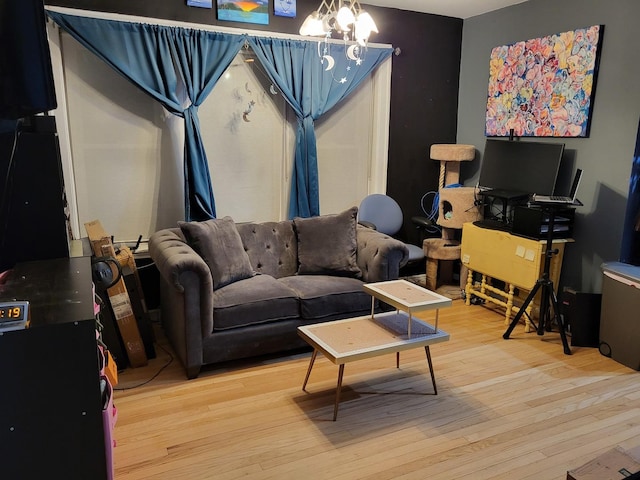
[531,194,574,203]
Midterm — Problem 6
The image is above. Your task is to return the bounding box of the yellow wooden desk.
[460,222,571,332]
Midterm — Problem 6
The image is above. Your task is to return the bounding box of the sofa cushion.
[179,216,254,290]
[236,221,298,278]
[293,206,361,278]
[211,274,300,330]
[279,275,371,320]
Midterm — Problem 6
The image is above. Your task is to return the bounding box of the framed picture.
[217,0,269,25]
[485,25,604,138]
[274,0,296,18]
[187,0,213,8]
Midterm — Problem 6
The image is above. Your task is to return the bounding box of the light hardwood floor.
[113,299,640,480]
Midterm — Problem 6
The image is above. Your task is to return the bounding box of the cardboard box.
[85,220,148,368]
[116,246,147,310]
[118,246,156,359]
[567,445,640,480]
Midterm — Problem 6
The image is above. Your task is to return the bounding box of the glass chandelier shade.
[299,0,378,45]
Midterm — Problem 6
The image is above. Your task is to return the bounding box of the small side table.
[363,279,452,336]
[297,280,452,420]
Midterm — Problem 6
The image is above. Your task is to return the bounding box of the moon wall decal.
[347,44,360,61]
[322,54,335,71]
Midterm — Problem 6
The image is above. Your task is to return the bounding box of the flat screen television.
[0,0,57,120]
[478,139,565,196]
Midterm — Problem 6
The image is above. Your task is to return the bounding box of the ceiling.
[363,0,529,19]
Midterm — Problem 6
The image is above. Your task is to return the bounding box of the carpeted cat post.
[423,144,482,292]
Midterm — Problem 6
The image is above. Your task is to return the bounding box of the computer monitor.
[479,139,565,196]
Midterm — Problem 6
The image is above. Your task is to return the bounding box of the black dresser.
[0,256,110,480]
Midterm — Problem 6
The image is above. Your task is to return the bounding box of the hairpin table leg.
[425,346,437,395]
[333,364,345,421]
[302,349,317,391]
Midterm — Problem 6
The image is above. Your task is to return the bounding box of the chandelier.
[299,0,378,46]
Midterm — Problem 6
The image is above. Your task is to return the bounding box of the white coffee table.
[297,280,452,420]
[363,279,452,335]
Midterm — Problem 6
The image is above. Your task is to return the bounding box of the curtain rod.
[45,6,393,49]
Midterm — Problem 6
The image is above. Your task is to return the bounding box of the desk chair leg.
[396,351,400,368]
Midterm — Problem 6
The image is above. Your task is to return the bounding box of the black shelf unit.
[0,256,109,480]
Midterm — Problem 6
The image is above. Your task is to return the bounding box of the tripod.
[503,204,572,355]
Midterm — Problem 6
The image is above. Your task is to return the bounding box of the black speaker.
[0,117,69,270]
[561,288,602,347]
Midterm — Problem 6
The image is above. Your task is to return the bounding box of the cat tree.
[423,144,482,291]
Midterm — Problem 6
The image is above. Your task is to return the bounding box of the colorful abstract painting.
[217,0,269,25]
[485,25,604,138]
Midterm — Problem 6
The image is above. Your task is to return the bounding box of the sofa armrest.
[149,228,214,378]
[149,228,213,297]
[356,225,410,282]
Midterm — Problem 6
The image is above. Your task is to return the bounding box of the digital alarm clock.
[0,301,29,329]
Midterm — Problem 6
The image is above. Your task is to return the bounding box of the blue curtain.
[248,37,393,218]
[49,11,392,221]
[48,12,245,221]
[620,117,640,266]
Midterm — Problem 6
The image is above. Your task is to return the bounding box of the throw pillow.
[293,206,362,277]
[179,217,254,290]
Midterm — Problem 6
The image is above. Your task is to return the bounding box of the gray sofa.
[149,207,409,378]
